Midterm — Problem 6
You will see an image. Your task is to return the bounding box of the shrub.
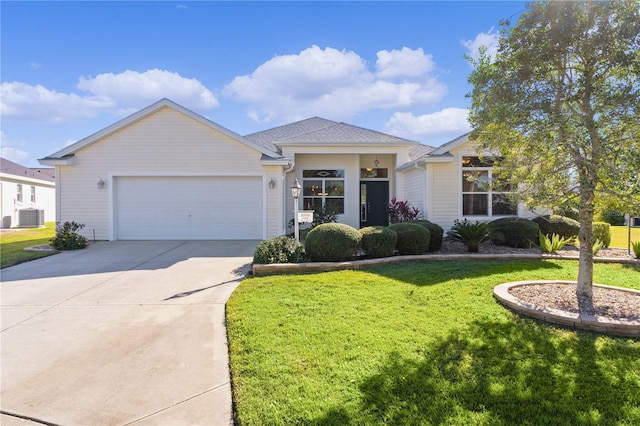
[388,198,421,223]
[592,221,611,248]
[253,236,305,264]
[632,241,640,259]
[539,232,571,254]
[446,219,491,253]
[387,222,430,255]
[360,227,397,258]
[50,221,88,250]
[304,223,362,262]
[532,215,580,241]
[596,209,625,226]
[489,217,539,248]
[592,239,603,255]
[410,220,444,251]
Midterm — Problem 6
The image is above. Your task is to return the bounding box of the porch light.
[291,179,302,243]
[97,178,106,190]
[268,178,276,189]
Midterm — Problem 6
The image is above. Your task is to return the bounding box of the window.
[30,186,36,203]
[462,156,516,216]
[16,184,23,203]
[360,168,388,179]
[302,170,345,214]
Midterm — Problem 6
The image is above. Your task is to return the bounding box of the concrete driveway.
[0,240,257,426]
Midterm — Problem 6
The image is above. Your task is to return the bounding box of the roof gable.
[245,117,418,146]
[41,99,283,161]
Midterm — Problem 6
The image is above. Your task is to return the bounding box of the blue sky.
[1,1,526,167]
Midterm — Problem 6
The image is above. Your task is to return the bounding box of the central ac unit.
[18,209,44,227]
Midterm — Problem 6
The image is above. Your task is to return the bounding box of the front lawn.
[0,222,57,268]
[227,260,640,425]
[610,225,640,249]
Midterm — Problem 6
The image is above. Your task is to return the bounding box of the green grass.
[227,260,640,425]
[0,222,57,268]
[610,225,640,249]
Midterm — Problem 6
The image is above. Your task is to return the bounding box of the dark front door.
[360,181,389,227]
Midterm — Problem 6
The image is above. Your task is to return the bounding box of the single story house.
[1,158,56,228]
[39,98,536,241]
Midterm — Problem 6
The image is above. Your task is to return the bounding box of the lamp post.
[291,179,302,243]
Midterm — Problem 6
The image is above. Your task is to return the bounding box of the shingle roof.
[408,143,436,161]
[1,158,55,182]
[244,117,419,147]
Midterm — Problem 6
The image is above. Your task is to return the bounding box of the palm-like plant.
[446,219,492,253]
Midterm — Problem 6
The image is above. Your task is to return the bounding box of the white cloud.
[384,108,471,140]
[461,28,499,63]
[376,47,435,79]
[224,45,447,123]
[0,131,30,163]
[1,69,218,123]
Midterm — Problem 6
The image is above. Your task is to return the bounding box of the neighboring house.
[1,158,56,228]
[39,98,536,241]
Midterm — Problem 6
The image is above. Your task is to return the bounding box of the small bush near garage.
[490,217,539,248]
[360,227,397,258]
[593,222,611,248]
[411,220,444,251]
[388,223,430,255]
[50,221,88,250]
[253,236,306,264]
[304,223,362,262]
[532,215,580,241]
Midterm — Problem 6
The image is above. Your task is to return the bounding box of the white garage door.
[115,176,263,240]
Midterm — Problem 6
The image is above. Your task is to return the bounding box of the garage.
[115,176,263,240]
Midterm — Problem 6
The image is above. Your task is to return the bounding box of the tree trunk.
[577,183,595,311]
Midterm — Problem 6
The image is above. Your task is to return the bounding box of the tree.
[467,0,640,305]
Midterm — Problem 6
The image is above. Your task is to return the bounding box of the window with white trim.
[30,186,36,203]
[16,184,23,203]
[302,170,345,214]
[462,156,516,216]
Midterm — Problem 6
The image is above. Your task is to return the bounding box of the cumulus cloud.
[0,131,30,163]
[384,108,471,140]
[1,69,218,123]
[224,45,447,123]
[461,28,500,63]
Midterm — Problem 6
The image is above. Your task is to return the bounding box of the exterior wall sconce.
[97,178,106,190]
[268,178,276,189]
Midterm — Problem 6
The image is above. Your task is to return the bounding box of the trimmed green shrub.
[50,221,88,250]
[446,219,491,253]
[532,215,579,240]
[360,226,397,259]
[253,236,305,264]
[596,210,625,226]
[304,223,362,262]
[592,222,611,248]
[411,220,444,252]
[489,217,539,248]
[388,222,430,255]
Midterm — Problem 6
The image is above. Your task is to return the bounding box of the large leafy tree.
[468,0,640,304]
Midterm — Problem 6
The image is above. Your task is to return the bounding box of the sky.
[1,1,527,167]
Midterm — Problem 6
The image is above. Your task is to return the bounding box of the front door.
[360,181,389,227]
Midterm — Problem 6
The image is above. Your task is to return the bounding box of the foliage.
[632,241,640,259]
[387,222,430,255]
[310,204,338,228]
[0,222,57,268]
[387,198,421,223]
[538,232,571,254]
[592,222,611,248]
[489,217,539,248]
[304,223,362,262]
[532,215,580,241]
[446,219,492,253]
[410,220,444,251]
[360,226,397,259]
[50,221,88,250]
[595,210,625,226]
[253,236,305,264]
[228,261,640,425]
[592,239,603,256]
[467,0,640,295]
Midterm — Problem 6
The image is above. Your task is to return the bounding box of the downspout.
[282,159,295,235]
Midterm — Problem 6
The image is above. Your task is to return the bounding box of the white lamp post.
[291,179,302,243]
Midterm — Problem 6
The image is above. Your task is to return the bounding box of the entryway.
[360,181,389,227]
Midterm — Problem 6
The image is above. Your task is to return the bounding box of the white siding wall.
[58,107,273,240]
[0,177,55,228]
[403,167,426,219]
[428,162,459,230]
